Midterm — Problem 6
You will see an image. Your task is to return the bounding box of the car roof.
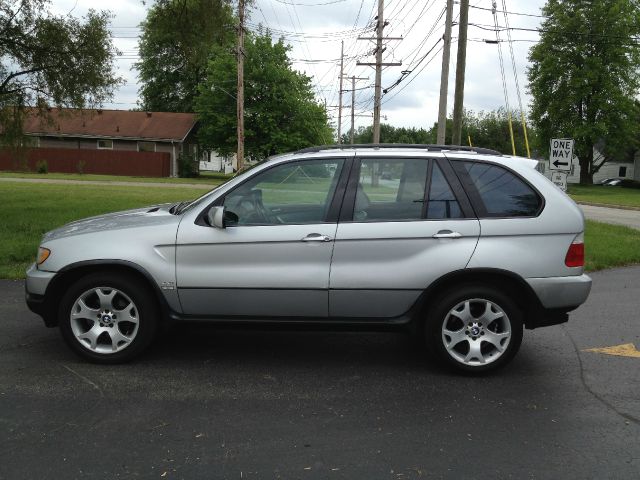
[266,144,538,170]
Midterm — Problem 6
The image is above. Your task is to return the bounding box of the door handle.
[301,233,332,242]
[432,230,463,239]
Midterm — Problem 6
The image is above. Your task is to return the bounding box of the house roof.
[23,108,197,142]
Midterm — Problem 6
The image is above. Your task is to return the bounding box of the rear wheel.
[58,273,159,364]
[425,285,523,373]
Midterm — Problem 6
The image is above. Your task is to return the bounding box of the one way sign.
[549,138,574,172]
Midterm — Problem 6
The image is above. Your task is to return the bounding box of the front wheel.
[58,273,159,364]
[425,286,523,374]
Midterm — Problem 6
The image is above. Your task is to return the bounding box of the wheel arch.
[413,268,543,330]
[42,260,170,327]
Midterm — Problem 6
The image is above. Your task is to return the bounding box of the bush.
[178,153,199,178]
[35,160,48,174]
[76,160,86,175]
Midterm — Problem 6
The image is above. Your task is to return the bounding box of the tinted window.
[224,159,343,225]
[354,158,428,221]
[427,164,463,219]
[464,162,541,217]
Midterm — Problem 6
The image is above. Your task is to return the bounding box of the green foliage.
[346,109,537,157]
[177,152,199,178]
[344,124,434,144]
[527,0,640,184]
[0,1,121,147]
[196,32,333,160]
[35,160,48,174]
[458,109,536,157]
[135,0,234,112]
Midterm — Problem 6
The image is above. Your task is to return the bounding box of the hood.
[43,203,181,242]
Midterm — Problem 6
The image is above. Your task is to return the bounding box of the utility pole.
[347,75,369,144]
[351,76,356,144]
[437,0,454,145]
[337,41,344,144]
[372,0,384,144]
[236,0,245,171]
[357,0,401,144]
[451,0,469,146]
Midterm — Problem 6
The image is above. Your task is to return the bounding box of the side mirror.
[207,206,226,228]
[206,206,238,228]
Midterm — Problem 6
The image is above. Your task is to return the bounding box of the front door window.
[224,159,344,225]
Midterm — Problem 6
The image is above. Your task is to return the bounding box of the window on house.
[619,166,627,177]
[138,141,156,152]
[97,139,113,150]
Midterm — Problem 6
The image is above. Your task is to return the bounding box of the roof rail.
[294,143,502,156]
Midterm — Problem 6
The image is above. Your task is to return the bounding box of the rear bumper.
[523,274,592,329]
[526,274,592,310]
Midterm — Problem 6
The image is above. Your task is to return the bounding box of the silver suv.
[26,145,592,373]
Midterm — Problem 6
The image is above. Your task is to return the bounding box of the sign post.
[551,171,568,192]
[549,138,574,172]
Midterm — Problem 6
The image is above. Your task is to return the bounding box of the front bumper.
[25,263,58,327]
[526,274,592,309]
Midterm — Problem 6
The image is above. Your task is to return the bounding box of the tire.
[58,272,159,364]
[425,285,523,374]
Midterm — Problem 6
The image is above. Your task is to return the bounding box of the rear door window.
[351,158,469,221]
[426,164,463,219]
[354,158,428,221]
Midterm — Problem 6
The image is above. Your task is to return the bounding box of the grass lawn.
[0,182,209,279]
[568,185,640,208]
[0,181,638,279]
[584,220,640,271]
[0,170,231,185]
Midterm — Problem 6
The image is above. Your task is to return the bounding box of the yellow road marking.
[583,343,640,358]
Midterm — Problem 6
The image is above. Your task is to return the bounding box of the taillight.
[565,235,585,268]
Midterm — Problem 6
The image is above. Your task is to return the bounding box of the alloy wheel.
[441,298,512,367]
[69,287,140,354]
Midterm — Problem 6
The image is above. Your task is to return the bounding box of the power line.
[272,0,347,5]
[468,22,640,42]
[470,4,545,19]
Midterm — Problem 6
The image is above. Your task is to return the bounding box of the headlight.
[37,247,51,265]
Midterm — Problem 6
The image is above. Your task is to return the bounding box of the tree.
[0,0,121,147]
[344,124,434,144]
[344,109,537,156]
[456,109,537,157]
[135,0,234,112]
[527,0,640,184]
[196,32,333,160]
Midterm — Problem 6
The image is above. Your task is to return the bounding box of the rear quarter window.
[463,162,542,217]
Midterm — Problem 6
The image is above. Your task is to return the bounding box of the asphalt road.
[581,204,640,230]
[1,267,640,479]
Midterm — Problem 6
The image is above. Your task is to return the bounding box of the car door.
[176,157,349,318]
[329,154,481,318]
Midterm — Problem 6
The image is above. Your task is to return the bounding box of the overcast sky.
[51,0,547,134]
